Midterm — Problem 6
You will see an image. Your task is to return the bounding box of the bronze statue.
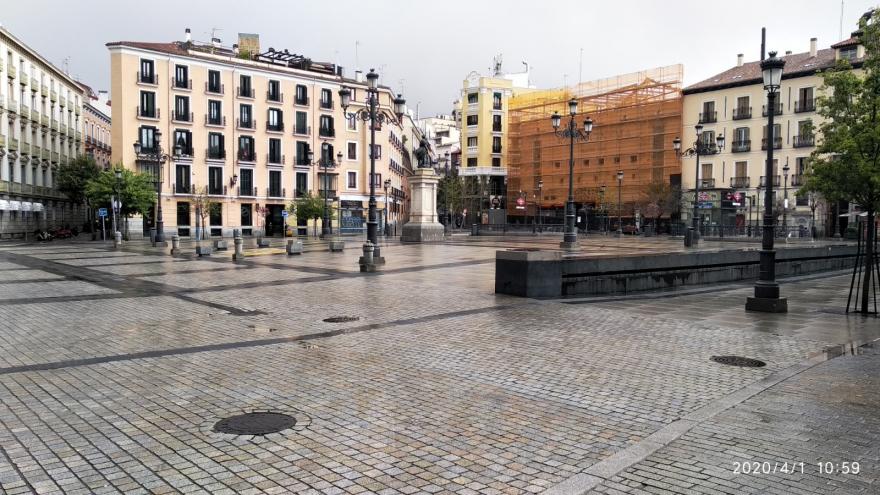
[414,134,432,168]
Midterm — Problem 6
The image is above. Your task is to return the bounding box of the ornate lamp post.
[112,168,122,236]
[537,178,543,231]
[339,70,406,263]
[782,160,790,231]
[133,130,181,244]
[307,143,342,238]
[550,98,593,250]
[673,125,724,246]
[809,192,817,240]
[746,51,787,313]
[383,178,391,236]
[616,170,624,235]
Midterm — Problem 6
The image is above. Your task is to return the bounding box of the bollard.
[286,239,303,255]
[359,241,376,272]
[113,231,122,249]
[232,233,245,261]
[170,234,180,255]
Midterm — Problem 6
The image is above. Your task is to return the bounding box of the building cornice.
[0,27,84,92]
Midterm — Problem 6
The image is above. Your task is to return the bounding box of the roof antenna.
[839,1,845,40]
[760,27,766,60]
[355,40,360,70]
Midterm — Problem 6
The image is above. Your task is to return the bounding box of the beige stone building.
[79,84,112,170]
[0,26,85,237]
[108,31,416,238]
[682,36,865,236]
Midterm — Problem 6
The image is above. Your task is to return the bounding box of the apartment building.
[0,26,85,237]
[681,36,865,235]
[108,31,413,238]
[80,84,112,170]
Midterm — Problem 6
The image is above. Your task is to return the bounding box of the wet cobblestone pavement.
[0,236,877,494]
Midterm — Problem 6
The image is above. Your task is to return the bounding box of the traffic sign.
[98,208,108,217]
[281,210,289,218]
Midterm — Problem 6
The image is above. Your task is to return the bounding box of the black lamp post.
[307,143,342,238]
[782,160,790,231]
[112,168,122,235]
[551,98,593,250]
[537,178,543,231]
[339,70,406,263]
[133,130,180,243]
[746,50,788,313]
[616,170,624,235]
[809,192,817,240]
[673,125,724,246]
[383,178,391,236]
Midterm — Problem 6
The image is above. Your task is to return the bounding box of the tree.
[290,192,333,237]
[84,165,155,239]
[191,186,220,241]
[437,172,464,225]
[55,155,101,231]
[801,9,880,314]
[641,180,681,230]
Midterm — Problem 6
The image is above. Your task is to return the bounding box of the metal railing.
[173,111,193,123]
[238,87,255,98]
[762,103,783,116]
[237,150,256,162]
[730,176,751,188]
[238,186,257,197]
[698,111,717,124]
[205,115,226,126]
[318,127,335,137]
[294,96,309,105]
[793,135,815,148]
[268,187,286,198]
[205,82,225,94]
[137,72,157,84]
[174,183,194,194]
[790,174,805,186]
[699,178,716,188]
[206,148,226,160]
[173,77,192,90]
[794,98,816,113]
[267,91,283,102]
[294,125,311,135]
[267,153,285,165]
[236,118,255,130]
[136,106,159,119]
[761,137,782,150]
[759,175,781,187]
[266,121,284,132]
[731,140,751,152]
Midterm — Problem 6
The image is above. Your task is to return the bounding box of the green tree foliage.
[802,9,880,313]
[290,192,334,236]
[641,180,681,224]
[191,185,220,240]
[84,165,156,219]
[437,172,464,217]
[55,155,101,204]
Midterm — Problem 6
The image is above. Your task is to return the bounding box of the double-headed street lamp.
[339,69,406,263]
[112,168,122,236]
[551,98,593,250]
[383,178,392,236]
[673,125,724,246]
[133,130,181,243]
[746,50,787,313]
[307,142,343,238]
[782,160,790,231]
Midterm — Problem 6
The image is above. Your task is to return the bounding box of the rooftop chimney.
[785,50,792,55]
[810,37,817,57]
[211,37,221,48]
[185,28,191,43]
[233,44,239,56]
[737,54,744,67]
[355,70,364,83]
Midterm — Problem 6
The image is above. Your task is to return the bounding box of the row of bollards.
[162,231,361,265]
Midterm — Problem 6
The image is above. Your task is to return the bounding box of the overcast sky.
[2,0,877,116]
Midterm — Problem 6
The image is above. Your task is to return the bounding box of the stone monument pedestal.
[402,168,445,243]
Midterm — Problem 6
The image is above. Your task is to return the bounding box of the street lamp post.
[616,170,624,235]
[339,70,406,264]
[746,51,788,313]
[809,192,817,240]
[673,126,724,246]
[600,184,607,234]
[782,160,790,232]
[537,179,543,232]
[133,130,180,244]
[307,143,342,238]
[383,178,391,236]
[112,168,122,236]
[550,98,593,250]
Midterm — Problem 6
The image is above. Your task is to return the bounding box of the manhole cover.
[323,316,360,323]
[212,412,297,435]
[710,355,766,367]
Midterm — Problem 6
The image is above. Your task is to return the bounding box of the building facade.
[417,114,460,175]
[681,36,865,236]
[108,31,413,238]
[80,85,112,170]
[0,26,85,237]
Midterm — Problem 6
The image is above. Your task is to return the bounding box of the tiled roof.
[831,36,859,48]
[684,47,860,94]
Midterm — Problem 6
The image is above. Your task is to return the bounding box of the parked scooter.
[35,230,53,242]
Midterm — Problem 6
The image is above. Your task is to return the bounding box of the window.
[736,96,749,111]
[239,169,253,195]
[138,126,156,152]
[467,157,477,167]
[207,70,222,93]
[347,171,357,189]
[369,173,382,187]
[319,115,334,137]
[208,132,225,159]
[795,156,808,175]
[492,157,501,167]
[176,202,190,227]
[492,136,502,153]
[347,114,357,131]
[492,114,502,132]
[208,100,222,125]
[295,172,308,197]
[174,96,190,121]
[467,93,478,104]
[296,141,310,165]
[238,136,255,161]
[796,87,815,112]
[466,115,478,126]
[173,129,192,155]
[295,85,308,105]
[700,130,715,148]
[296,111,308,134]
[320,88,333,108]
[700,101,716,123]
[269,138,282,163]
[239,104,252,128]
[347,142,357,160]
[175,164,191,193]
[239,75,253,97]
[321,143,335,165]
[269,170,282,197]
[267,108,283,131]
[370,144,382,159]
[763,123,782,148]
[139,59,155,84]
[701,163,713,180]
[209,202,222,228]
[208,166,223,195]
[240,204,253,226]
[840,46,858,61]
[493,92,502,109]
[735,161,747,178]
[467,136,478,148]
[174,65,189,89]
[139,91,156,118]
[267,80,281,101]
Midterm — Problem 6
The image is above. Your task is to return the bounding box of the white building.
[417,114,459,174]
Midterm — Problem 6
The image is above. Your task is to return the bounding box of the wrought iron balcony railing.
[698,111,717,124]
[730,176,751,188]
[794,98,816,113]
[793,135,815,148]
[759,175,780,187]
[731,140,751,153]
[732,107,752,120]
[761,137,782,150]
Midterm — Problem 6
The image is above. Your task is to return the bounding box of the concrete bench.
[256,238,271,248]
[329,240,345,252]
[213,240,229,251]
[286,240,303,255]
[195,245,213,257]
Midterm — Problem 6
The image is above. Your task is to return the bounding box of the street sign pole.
[101,217,106,241]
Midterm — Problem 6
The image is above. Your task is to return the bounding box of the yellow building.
[0,26,86,237]
[108,31,413,238]
[682,35,865,236]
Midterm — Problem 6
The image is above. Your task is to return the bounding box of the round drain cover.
[710,355,766,368]
[323,316,360,323]
[212,412,297,435]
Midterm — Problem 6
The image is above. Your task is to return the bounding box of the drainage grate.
[710,355,766,368]
[323,316,360,323]
[212,412,297,435]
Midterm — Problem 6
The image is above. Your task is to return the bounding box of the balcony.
[731,140,751,153]
[205,115,226,127]
[237,87,254,99]
[30,76,38,88]
[206,82,225,95]
[60,124,67,135]
[236,118,255,130]
[267,187,286,198]
[238,186,257,197]
[59,96,67,108]
[267,153,285,165]
[74,105,81,116]
[41,84,48,97]
[41,115,49,126]
[790,174,805,186]
[266,121,284,133]
[76,131,82,141]
[492,124,502,132]
[492,146,503,154]
[206,148,226,160]
[267,91,283,103]
[318,127,335,138]
[8,65,17,79]
[238,149,256,162]
[294,96,309,106]
[793,135,815,148]
[51,151,60,163]
[794,98,816,113]
[296,155,311,166]
[759,175,781,187]
[8,137,18,151]
[698,178,716,189]
[175,183,194,194]
[730,176,751,188]
[51,120,59,132]
[208,184,227,196]
[173,78,192,90]
[320,189,337,200]
[732,107,752,120]
[173,111,193,123]
[19,104,28,120]
[762,103,783,116]
[761,137,782,150]
[137,72,158,85]
[319,98,333,109]
[50,90,57,102]
[698,111,717,124]
[136,106,160,119]
[294,125,311,135]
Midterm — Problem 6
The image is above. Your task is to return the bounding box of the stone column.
[401,168,445,243]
